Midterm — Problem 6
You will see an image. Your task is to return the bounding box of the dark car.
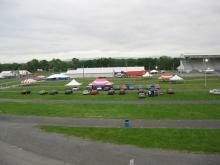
[138,88,145,94]
[20,90,31,95]
[103,86,111,91]
[108,89,115,95]
[48,90,58,95]
[64,89,72,94]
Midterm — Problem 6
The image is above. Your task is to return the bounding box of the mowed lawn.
[0,103,220,119]
[39,126,220,154]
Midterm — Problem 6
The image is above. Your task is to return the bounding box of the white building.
[178,54,220,73]
[65,67,145,78]
[0,71,16,78]
[19,70,31,76]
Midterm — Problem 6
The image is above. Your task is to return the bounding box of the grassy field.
[0,76,220,92]
[39,126,220,154]
[0,103,219,119]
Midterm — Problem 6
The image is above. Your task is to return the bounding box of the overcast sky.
[0,0,220,63]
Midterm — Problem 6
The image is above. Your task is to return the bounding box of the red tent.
[159,73,173,80]
[89,78,113,86]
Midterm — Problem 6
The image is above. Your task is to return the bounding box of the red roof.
[89,78,113,86]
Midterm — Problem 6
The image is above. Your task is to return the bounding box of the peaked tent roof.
[170,75,184,81]
[142,72,153,77]
[89,78,113,86]
[150,70,158,73]
[65,79,81,87]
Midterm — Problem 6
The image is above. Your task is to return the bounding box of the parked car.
[48,90,58,95]
[39,90,48,95]
[121,85,128,90]
[108,89,115,95]
[90,90,98,95]
[82,90,90,95]
[96,86,102,91]
[167,89,174,94]
[119,89,126,95]
[64,89,72,94]
[20,90,31,95]
[128,84,135,90]
[103,86,111,91]
[113,85,120,90]
[138,92,146,98]
[209,89,220,95]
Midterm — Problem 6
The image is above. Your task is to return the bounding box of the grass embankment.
[39,126,220,154]
[0,103,220,119]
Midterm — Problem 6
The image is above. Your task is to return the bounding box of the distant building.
[65,67,145,78]
[177,54,220,73]
[18,70,31,76]
[0,71,17,78]
[0,70,31,78]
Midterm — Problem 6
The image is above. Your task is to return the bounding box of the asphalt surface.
[0,121,220,165]
[0,115,220,128]
[1,98,220,104]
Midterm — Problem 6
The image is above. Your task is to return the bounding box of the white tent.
[65,79,81,87]
[0,74,4,79]
[142,72,153,78]
[150,70,158,74]
[169,75,184,81]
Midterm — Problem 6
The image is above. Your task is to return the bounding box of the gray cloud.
[0,0,220,63]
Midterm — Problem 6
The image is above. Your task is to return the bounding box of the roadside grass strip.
[1,103,220,120]
[39,126,220,154]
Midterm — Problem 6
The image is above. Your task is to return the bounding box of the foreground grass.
[39,126,220,154]
[0,103,220,119]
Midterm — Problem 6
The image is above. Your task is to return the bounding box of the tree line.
[0,56,180,72]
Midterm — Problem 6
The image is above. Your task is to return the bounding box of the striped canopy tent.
[159,73,173,80]
[89,78,113,86]
[21,79,37,85]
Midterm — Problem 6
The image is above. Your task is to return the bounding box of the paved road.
[0,121,219,165]
[0,115,220,128]
[1,98,220,104]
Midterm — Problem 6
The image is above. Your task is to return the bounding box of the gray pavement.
[1,98,220,104]
[0,121,220,165]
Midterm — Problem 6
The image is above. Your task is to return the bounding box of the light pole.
[204,58,208,87]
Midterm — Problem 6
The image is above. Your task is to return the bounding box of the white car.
[204,68,215,73]
[209,89,220,95]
